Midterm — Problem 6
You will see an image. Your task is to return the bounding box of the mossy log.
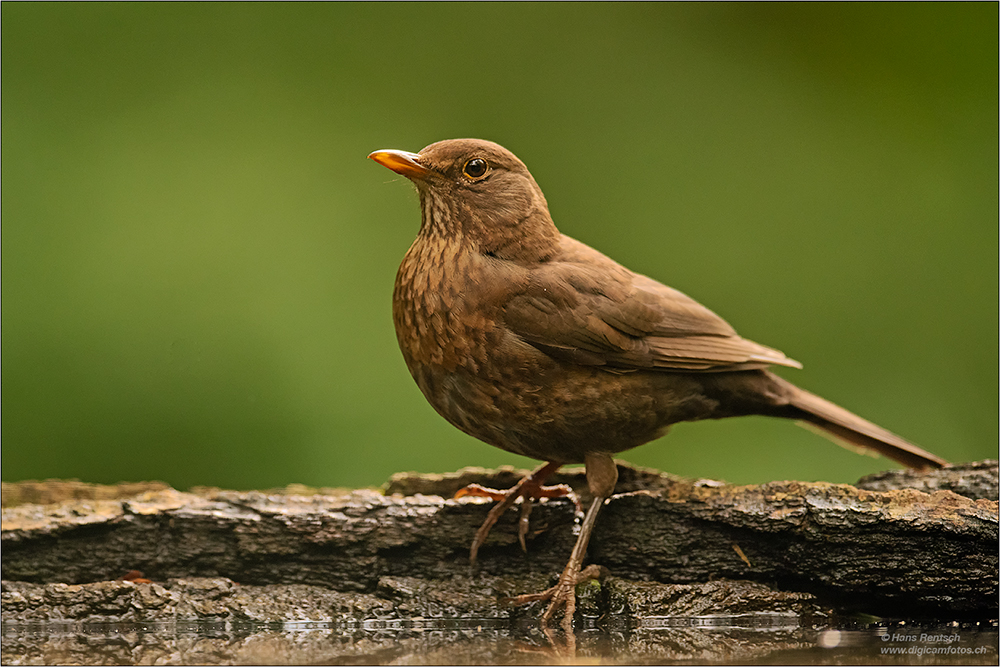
[1,461,996,625]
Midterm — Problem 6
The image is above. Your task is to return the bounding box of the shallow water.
[2,616,996,665]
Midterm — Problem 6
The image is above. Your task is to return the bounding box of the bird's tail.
[767,373,947,470]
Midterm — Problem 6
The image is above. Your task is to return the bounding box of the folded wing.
[502,236,801,373]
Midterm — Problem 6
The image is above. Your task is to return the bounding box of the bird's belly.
[405,333,718,464]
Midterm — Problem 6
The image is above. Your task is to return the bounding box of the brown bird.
[368,139,946,636]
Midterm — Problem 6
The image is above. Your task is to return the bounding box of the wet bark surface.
[2,460,996,627]
[3,462,998,664]
[855,459,998,501]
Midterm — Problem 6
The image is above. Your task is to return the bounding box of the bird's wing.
[501,236,801,372]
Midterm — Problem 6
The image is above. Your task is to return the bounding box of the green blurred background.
[3,3,996,491]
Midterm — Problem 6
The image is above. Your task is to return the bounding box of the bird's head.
[369,139,560,262]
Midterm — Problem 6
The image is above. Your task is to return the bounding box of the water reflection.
[2,618,996,665]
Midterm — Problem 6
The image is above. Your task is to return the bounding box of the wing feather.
[502,235,801,373]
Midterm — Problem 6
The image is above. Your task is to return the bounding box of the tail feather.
[768,374,947,470]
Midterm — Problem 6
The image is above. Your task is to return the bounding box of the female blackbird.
[368,139,945,635]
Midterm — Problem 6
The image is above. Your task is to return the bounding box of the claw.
[518,496,533,552]
[453,483,510,502]
[455,461,567,565]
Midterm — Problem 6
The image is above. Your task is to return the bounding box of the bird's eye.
[462,158,489,180]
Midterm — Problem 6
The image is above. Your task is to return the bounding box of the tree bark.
[2,461,996,625]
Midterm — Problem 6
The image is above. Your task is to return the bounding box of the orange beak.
[368,149,431,180]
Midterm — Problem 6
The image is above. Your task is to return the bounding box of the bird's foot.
[456,481,575,551]
[503,563,605,653]
[455,462,576,563]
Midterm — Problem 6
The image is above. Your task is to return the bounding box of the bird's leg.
[506,453,618,649]
[507,497,606,650]
[454,461,569,565]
